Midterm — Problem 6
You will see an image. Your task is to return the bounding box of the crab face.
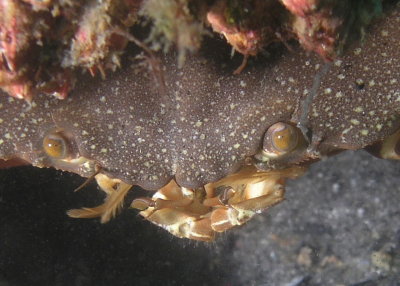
[129,166,304,241]
[0,4,399,241]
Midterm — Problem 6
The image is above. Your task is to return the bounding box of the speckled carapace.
[0,2,398,241]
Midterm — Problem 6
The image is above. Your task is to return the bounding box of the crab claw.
[209,185,285,232]
[131,181,214,241]
[138,208,215,242]
[132,166,305,241]
[66,165,304,241]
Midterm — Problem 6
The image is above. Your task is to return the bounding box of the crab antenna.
[73,165,102,192]
[297,61,332,141]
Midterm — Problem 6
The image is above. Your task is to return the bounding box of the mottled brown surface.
[0,4,398,191]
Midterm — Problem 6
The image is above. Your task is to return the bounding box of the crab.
[0,2,399,241]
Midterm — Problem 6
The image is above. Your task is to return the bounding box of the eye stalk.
[263,122,300,156]
[254,122,308,167]
[40,130,98,178]
[43,131,71,159]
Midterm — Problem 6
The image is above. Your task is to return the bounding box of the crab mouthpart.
[132,166,306,242]
[68,165,305,242]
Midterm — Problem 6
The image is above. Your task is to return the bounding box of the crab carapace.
[0,4,399,241]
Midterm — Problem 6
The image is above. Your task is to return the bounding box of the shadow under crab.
[0,150,399,285]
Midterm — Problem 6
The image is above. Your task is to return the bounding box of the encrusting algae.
[0,0,385,100]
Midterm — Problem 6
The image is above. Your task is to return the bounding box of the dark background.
[0,150,399,286]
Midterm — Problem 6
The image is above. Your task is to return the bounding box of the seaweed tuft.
[140,0,208,67]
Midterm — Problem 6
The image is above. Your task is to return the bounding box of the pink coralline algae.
[0,0,385,100]
[0,0,140,100]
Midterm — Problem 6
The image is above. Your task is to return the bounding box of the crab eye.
[263,122,300,156]
[43,132,70,159]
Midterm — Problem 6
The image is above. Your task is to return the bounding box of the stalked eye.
[43,132,70,159]
[263,122,300,156]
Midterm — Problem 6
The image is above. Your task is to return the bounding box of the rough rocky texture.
[230,150,400,286]
[1,150,399,285]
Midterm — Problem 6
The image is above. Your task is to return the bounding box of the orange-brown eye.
[263,122,299,155]
[43,132,69,159]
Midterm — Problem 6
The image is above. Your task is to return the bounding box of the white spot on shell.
[354,107,364,113]
[356,78,364,86]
